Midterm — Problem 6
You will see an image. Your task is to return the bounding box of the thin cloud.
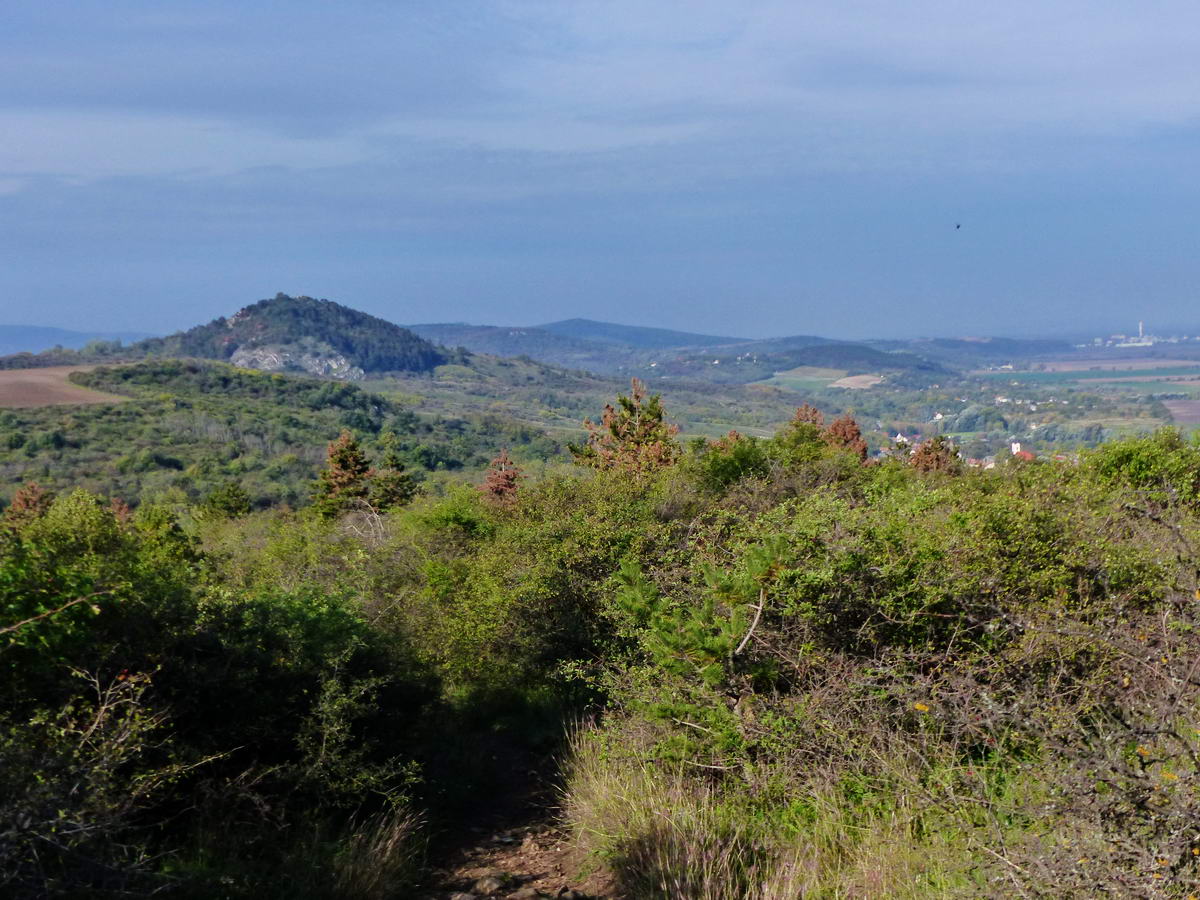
[2,1,1199,337]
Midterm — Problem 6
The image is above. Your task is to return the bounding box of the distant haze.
[0,325,152,356]
[2,3,1199,339]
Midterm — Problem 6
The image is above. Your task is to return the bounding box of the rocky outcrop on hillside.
[231,345,364,380]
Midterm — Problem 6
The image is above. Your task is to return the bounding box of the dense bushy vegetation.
[6,377,1200,896]
[0,361,559,509]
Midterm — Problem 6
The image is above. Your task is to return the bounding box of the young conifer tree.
[370,432,420,511]
[313,430,374,518]
[791,404,825,428]
[569,378,680,475]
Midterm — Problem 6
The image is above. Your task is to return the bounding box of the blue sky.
[2,1,1198,339]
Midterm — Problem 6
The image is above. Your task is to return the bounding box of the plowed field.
[0,366,125,407]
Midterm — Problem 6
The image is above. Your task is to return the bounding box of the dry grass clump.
[333,806,425,900]
[562,727,967,899]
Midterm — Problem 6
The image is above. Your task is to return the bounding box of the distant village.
[882,433,1070,470]
[1077,321,1200,348]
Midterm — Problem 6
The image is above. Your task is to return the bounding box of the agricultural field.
[980,366,1200,386]
[978,355,1200,388]
[1023,357,1200,372]
[1163,399,1200,425]
[762,365,854,391]
[0,366,125,408]
[830,372,884,389]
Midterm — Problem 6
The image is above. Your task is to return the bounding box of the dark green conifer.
[369,432,420,511]
[313,430,373,518]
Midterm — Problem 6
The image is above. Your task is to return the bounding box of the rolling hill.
[404,323,621,372]
[0,295,450,376]
[405,320,939,382]
[868,336,1075,367]
[136,294,447,376]
[646,338,947,384]
[535,318,743,348]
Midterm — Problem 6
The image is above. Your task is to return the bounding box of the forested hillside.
[4,380,1200,897]
[650,339,948,384]
[137,294,448,375]
[0,360,556,509]
[0,295,450,376]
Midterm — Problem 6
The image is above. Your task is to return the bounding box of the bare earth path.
[419,814,616,900]
[0,366,125,407]
[416,748,618,900]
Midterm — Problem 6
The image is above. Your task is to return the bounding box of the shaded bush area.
[0,435,665,895]
[0,488,438,898]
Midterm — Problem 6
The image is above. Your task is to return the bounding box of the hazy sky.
[2,1,1198,339]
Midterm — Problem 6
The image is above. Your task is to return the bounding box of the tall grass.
[562,728,970,899]
[333,806,426,900]
[169,805,426,900]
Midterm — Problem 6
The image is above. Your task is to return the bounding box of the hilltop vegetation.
[5,376,1200,897]
[139,294,448,375]
[0,300,1193,898]
[1,295,449,377]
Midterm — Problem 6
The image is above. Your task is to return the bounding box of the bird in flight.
[955,223,961,229]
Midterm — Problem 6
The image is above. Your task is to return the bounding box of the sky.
[1,1,1198,340]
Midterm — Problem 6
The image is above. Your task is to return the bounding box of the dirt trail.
[416,756,617,900]
[418,814,615,900]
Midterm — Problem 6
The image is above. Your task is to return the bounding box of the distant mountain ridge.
[535,318,743,348]
[3,298,1059,387]
[868,336,1075,366]
[0,325,152,356]
[407,318,943,383]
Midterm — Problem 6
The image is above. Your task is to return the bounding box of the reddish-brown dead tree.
[3,482,54,527]
[910,436,962,474]
[822,415,869,462]
[791,404,825,427]
[480,448,524,506]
